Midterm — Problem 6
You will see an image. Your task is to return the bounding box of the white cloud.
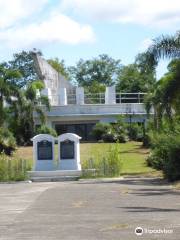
[60,0,180,28]
[0,13,95,48]
[0,0,48,29]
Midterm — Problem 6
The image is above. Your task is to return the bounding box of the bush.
[147,134,180,181]
[0,128,16,155]
[36,125,57,137]
[113,124,128,143]
[127,124,143,141]
[92,121,129,143]
[92,123,111,141]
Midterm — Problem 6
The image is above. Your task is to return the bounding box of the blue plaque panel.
[37,140,53,160]
[60,140,74,159]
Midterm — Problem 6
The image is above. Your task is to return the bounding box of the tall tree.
[145,31,180,65]
[0,63,21,127]
[8,50,42,88]
[69,54,122,92]
[9,81,50,145]
[145,59,180,130]
[116,61,156,92]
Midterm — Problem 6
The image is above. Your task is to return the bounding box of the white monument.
[58,133,82,170]
[31,134,55,171]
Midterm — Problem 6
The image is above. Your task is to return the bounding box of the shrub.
[0,128,16,155]
[92,123,111,140]
[127,124,143,141]
[147,134,180,181]
[113,125,128,143]
[92,121,129,143]
[36,125,57,137]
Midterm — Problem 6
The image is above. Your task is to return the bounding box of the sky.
[0,0,179,79]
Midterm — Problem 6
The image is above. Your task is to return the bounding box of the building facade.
[32,53,152,141]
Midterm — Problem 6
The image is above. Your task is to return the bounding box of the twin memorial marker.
[31,133,81,171]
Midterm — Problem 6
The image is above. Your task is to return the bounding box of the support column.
[41,88,52,105]
[105,86,116,104]
[59,88,67,106]
[76,87,84,105]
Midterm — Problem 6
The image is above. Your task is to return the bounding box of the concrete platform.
[28,170,82,182]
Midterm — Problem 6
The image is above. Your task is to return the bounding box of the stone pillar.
[41,88,52,105]
[76,87,84,105]
[105,86,116,104]
[59,88,67,106]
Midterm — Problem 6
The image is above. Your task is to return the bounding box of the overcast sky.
[0,0,179,79]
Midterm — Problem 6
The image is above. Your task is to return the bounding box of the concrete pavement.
[0,178,179,240]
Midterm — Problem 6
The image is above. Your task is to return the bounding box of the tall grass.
[0,154,32,181]
[82,143,122,177]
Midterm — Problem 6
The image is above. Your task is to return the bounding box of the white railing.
[84,93,105,104]
[67,94,76,104]
[42,92,147,106]
[116,93,146,104]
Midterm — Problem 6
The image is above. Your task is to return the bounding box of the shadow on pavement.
[119,206,180,212]
[78,178,168,186]
[129,188,180,196]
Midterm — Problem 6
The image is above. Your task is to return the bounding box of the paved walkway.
[0,178,179,240]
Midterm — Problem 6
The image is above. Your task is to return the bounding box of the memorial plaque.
[60,140,74,159]
[37,140,53,160]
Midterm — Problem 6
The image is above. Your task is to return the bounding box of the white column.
[59,88,67,106]
[105,86,116,104]
[41,88,52,105]
[76,87,84,105]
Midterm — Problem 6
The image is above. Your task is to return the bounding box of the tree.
[116,62,156,92]
[144,59,180,130]
[47,58,69,79]
[9,81,50,145]
[69,54,122,92]
[7,50,42,88]
[0,63,21,127]
[146,31,180,63]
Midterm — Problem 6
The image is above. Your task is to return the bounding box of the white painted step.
[28,170,82,182]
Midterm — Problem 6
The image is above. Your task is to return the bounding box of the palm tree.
[10,80,50,144]
[0,63,21,127]
[146,31,180,64]
[144,32,180,130]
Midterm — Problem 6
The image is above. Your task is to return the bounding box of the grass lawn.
[14,141,161,177]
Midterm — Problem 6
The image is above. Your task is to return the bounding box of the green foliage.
[92,119,129,143]
[36,125,57,137]
[147,133,180,181]
[84,81,106,94]
[48,58,69,79]
[113,117,129,142]
[82,143,122,177]
[0,153,31,181]
[9,80,50,145]
[92,123,111,141]
[0,128,16,155]
[0,63,21,127]
[8,50,41,87]
[116,63,156,92]
[68,54,122,91]
[145,31,180,64]
[127,124,143,141]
